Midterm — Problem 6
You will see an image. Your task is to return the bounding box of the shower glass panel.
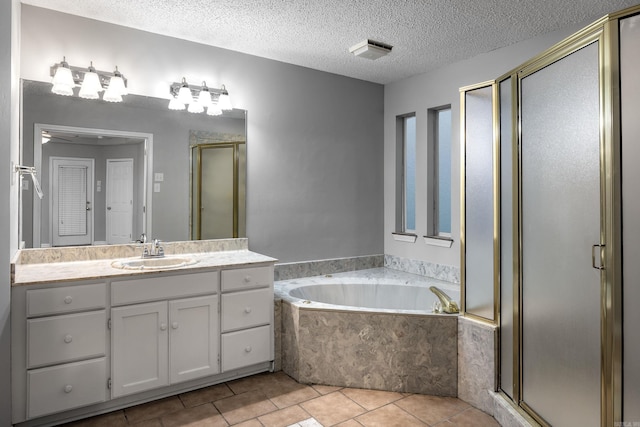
[499,77,513,399]
[520,41,601,426]
[620,14,640,423]
[463,85,495,321]
[200,146,234,239]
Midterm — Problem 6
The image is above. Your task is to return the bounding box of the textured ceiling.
[21,0,639,84]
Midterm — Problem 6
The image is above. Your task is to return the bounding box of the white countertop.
[12,250,277,286]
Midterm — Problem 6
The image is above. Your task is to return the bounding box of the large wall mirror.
[21,80,247,248]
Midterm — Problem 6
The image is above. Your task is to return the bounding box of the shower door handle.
[592,244,605,270]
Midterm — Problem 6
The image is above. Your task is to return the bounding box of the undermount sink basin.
[111,256,198,270]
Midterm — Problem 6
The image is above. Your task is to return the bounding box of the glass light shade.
[177,86,193,104]
[108,75,127,96]
[198,89,212,107]
[79,70,102,99]
[187,100,204,113]
[168,97,185,110]
[51,66,75,96]
[207,105,223,116]
[103,89,123,103]
[218,92,232,111]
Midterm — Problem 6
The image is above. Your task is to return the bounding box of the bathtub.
[275,268,459,396]
[289,283,453,312]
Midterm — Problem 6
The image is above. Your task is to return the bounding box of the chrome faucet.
[429,286,459,314]
[141,238,164,258]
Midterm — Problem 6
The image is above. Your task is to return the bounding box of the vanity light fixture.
[168,78,233,115]
[78,62,102,99]
[49,58,129,102]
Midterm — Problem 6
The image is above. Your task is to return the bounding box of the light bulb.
[217,86,232,111]
[103,90,122,103]
[207,105,223,116]
[168,97,185,110]
[199,88,212,108]
[187,100,204,113]
[177,78,193,104]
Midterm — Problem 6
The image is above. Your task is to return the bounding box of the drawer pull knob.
[160,323,167,331]
[245,346,252,353]
[172,322,179,329]
[244,276,251,283]
[244,307,252,314]
[64,334,73,344]
[63,296,73,304]
[64,385,73,393]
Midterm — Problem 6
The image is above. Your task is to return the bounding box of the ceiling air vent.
[349,39,393,60]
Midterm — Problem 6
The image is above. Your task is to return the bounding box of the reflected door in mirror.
[51,157,94,246]
[106,159,134,244]
[191,142,246,240]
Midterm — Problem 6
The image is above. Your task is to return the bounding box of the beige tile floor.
[63,371,500,427]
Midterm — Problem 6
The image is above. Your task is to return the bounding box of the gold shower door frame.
[190,141,244,240]
[459,5,640,425]
[496,12,626,426]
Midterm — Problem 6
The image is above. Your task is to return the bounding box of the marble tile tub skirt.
[281,301,458,396]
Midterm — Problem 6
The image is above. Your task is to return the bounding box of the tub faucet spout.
[429,286,459,314]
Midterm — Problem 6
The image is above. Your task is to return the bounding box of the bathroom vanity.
[10,239,276,426]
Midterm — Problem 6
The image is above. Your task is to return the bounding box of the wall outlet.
[154,183,161,192]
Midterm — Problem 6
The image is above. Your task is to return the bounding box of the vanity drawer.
[222,325,271,372]
[27,283,106,317]
[112,271,219,305]
[222,288,272,332]
[27,357,107,419]
[28,310,106,368]
[222,266,273,292]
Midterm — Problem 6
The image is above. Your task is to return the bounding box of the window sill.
[392,232,418,243]
[423,235,454,248]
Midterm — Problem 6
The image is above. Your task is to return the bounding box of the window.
[429,107,452,238]
[395,114,417,236]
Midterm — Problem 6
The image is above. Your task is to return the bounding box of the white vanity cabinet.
[12,254,276,426]
[110,271,220,397]
[221,265,274,372]
[22,283,108,419]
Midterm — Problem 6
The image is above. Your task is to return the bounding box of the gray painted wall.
[1,1,20,425]
[383,21,589,270]
[20,5,385,263]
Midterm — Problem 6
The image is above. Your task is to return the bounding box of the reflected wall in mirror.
[34,124,151,248]
[21,80,247,248]
[190,131,246,240]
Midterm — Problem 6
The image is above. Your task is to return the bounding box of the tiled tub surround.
[384,254,461,284]
[274,254,460,284]
[276,268,460,396]
[274,254,384,281]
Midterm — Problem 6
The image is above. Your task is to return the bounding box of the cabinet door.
[111,301,168,397]
[169,295,220,384]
